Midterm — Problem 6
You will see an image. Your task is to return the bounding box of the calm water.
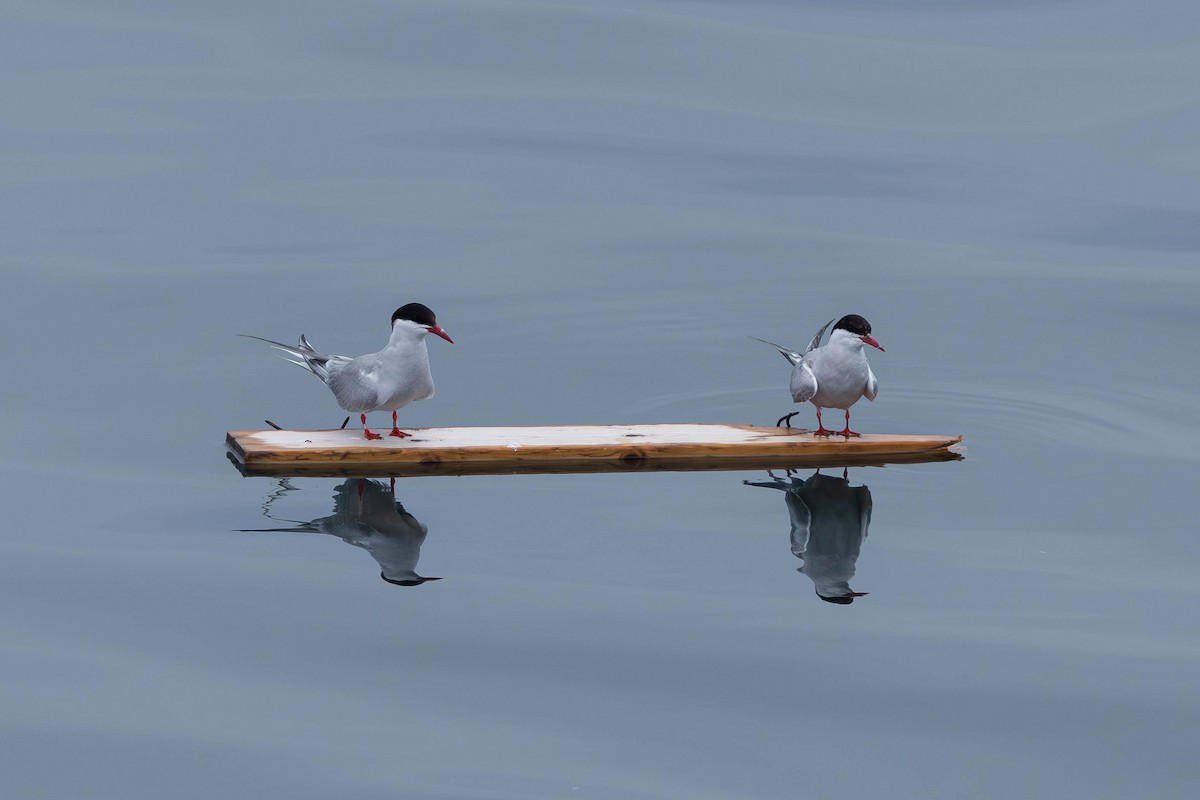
[3,2,1199,797]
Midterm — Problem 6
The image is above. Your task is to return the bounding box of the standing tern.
[242,302,453,440]
[753,314,884,437]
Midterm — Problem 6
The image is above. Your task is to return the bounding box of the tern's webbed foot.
[387,411,411,438]
[838,429,862,438]
[813,427,836,437]
[360,413,383,440]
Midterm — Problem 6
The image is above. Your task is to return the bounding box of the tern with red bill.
[242,302,453,440]
[753,314,884,437]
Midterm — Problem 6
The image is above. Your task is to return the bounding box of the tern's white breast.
[809,343,871,410]
[374,338,434,411]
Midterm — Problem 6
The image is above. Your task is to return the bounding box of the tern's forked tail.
[750,319,834,366]
[239,333,335,382]
[749,336,804,366]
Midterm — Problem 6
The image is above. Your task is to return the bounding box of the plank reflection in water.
[746,469,872,604]
[240,478,441,587]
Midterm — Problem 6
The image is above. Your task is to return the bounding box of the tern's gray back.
[327,355,384,413]
[789,359,818,404]
[786,319,834,403]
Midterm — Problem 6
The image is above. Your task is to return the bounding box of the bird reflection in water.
[241,478,442,586]
[745,468,872,604]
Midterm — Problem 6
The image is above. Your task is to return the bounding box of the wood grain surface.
[227,424,964,477]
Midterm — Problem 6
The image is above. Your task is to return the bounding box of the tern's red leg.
[361,413,382,440]
[389,410,412,438]
[837,409,861,438]
[813,408,835,437]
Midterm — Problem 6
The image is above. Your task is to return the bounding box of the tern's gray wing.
[326,355,382,413]
[784,491,813,559]
[789,360,818,404]
[863,364,878,401]
[804,319,835,356]
[854,486,873,541]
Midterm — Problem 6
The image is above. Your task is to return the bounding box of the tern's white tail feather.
[239,333,335,383]
[750,337,804,366]
[751,319,835,366]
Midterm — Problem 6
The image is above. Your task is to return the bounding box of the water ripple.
[885,379,1194,461]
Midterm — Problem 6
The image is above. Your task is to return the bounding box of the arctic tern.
[745,469,872,604]
[242,303,453,440]
[753,314,884,437]
[241,478,442,586]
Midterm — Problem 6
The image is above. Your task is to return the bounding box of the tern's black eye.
[832,314,871,336]
[392,303,437,328]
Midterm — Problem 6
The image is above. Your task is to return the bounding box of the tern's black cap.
[818,594,856,605]
[392,303,438,328]
[832,314,872,336]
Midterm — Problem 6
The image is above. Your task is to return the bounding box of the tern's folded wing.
[785,492,813,558]
[789,361,818,404]
[855,486,873,540]
[863,364,878,401]
[327,359,381,413]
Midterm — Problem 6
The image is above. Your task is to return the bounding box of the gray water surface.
[2,1,1199,798]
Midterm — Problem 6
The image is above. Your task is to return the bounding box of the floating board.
[227,424,963,478]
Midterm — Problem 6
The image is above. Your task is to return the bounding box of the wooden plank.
[227,424,964,478]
